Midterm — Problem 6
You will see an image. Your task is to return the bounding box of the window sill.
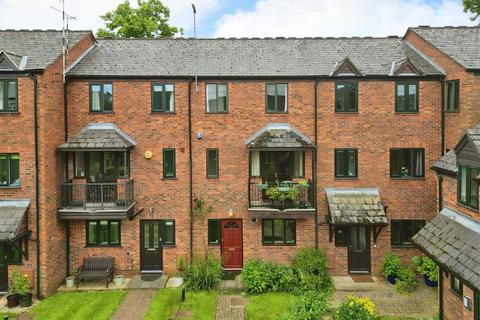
[162,177,177,180]
[0,186,21,189]
[208,243,221,246]
[266,112,288,115]
[335,111,358,114]
[162,244,176,248]
[89,111,114,114]
[456,202,478,211]
[207,176,219,179]
[445,110,460,114]
[262,243,296,246]
[151,112,176,115]
[0,112,20,115]
[390,177,425,180]
[205,112,228,114]
[395,111,419,114]
[391,244,416,249]
[84,245,122,248]
[335,176,358,180]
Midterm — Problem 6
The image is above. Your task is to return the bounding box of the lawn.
[245,292,299,320]
[144,288,217,320]
[28,290,127,320]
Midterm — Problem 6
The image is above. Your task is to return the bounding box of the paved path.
[110,289,156,320]
[215,294,248,320]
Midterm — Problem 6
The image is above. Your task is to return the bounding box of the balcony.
[59,179,135,220]
[248,181,315,219]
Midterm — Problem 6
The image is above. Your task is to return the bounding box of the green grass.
[144,288,217,320]
[28,290,127,320]
[245,292,299,320]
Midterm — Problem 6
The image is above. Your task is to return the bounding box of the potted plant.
[6,269,20,308]
[297,180,310,189]
[13,270,32,307]
[418,257,439,287]
[382,252,401,284]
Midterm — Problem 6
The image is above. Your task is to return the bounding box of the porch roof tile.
[0,200,29,241]
[246,123,314,149]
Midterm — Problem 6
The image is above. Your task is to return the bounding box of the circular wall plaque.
[144,150,153,159]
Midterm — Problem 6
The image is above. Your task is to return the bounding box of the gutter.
[314,80,318,249]
[188,79,193,263]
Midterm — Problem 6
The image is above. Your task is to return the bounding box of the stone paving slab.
[111,289,156,320]
[215,295,247,320]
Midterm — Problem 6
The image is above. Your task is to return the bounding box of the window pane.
[335,84,345,111]
[206,84,217,112]
[163,149,175,178]
[6,81,17,111]
[447,82,454,110]
[9,241,21,263]
[103,84,113,111]
[347,150,356,177]
[396,84,405,111]
[460,166,467,202]
[153,85,163,111]
[407,84,417,111]
[144,224,150,248]
[208,220,220,244]
[274,220,284,243]
[0,81,3,110]
[454,81,459,111]
[110,221,119,245]
[153,223,159,248]
[391,221,401,244]
[90,85,101,111]
[335,227,349,246]
[164,220,175,244]
[335,150,345,177]
[0,155,6,185]
[403,221,414,243]
[9,154,19,186]
[98,221,109,245]
[75,152,85,177]
[413,149,424,177]
[285,220,295,244]
[217,84,227,112]
[390,150,400,176]
[207,149,218,178]
[276,84,287,112]
[294,151,304,177]
[347,83,357,111]
[470,168,479,208]
[88,221,97,245]
[262,220,273,243]
[165,84,174,112]
[266,84,276,111]
[413,220,425,234]
[401,149,412,177]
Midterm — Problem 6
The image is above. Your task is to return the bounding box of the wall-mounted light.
[195,132,204,140]
[228,208,234,217]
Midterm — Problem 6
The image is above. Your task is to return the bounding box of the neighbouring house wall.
[404,30,480,151]
[442,270,476,320]
[316,79,441,275]
[441,174,478,221]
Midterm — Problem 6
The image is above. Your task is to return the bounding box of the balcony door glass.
[260,151,295,182]
[87,152,118,183]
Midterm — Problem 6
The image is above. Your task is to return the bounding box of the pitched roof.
[58,123,136,151]
[68,37,440,77]
[454,123,480,155]
[431,149,457,175]
[409,26,480,70]
[412,207,480,290]
[0,200,29,241]
[0,30,91,70]
[325,188,388,225]
[246,123,314,149]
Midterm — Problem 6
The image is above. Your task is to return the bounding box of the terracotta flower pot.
[7,294,19,308]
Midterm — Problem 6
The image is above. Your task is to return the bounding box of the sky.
[0,0,476,38]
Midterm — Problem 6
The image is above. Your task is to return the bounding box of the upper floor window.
[391,219,425,247]
[0,79,18,112]
[395,81,418,113]
[206,148,219,178]
[90,83,113,113]
[390,148,424,178]
[152,83,174,113]
[0,154,20,187]
[335,82,357,112]
[446,80,459,112]
[206,84,228,113]
[458,165,479,209]
[450,274,463,297]
[163,148,176,178]
[266,83,287,113]
[335,149,357,178]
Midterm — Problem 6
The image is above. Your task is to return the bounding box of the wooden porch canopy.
[245,123,315,150]
[0,200,31,259]
[58,123,136,152]
[325,188,388,243]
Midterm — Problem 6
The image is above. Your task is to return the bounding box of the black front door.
[348,226,371,273]
[140,221,163,272]
[0,245,8,292]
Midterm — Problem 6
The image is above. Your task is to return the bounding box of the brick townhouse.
[406,27,480,320]
[0,26,476,301]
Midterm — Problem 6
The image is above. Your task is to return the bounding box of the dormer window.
[330,57,362,77]
[458,165,479,209]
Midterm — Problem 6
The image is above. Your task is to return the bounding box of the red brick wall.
[442,270,475,320]
[317,79,441,275]
[404,30,480,151]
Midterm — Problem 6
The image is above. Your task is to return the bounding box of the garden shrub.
[418,257,439,282]
[333,295,378,320]
[395,267,417,294]
[241,259,299,294]
[293,273,334,297]
[294,248,328,276]
[183,255,223,291]
[382,252,401,278]
[290,291,329,320]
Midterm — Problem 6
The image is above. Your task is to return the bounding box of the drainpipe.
[440,79,445,156]
[64,79,70,276]
[314,80,319,249]
[188,79,194,263]
[439,269,444,319]
[28,73,41,298]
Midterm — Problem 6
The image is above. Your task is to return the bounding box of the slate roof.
[325,188,388,225]
[431,149,457,175]
[0,30,91,70]
[409,26,480,70]
[58,123,136,151]
[412,207,480,290]
[246,123,314,149]
[0,200,29,241]
[454,123,480,154]
[68,37,440,77]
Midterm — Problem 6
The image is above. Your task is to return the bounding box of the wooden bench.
[76,257,114,288]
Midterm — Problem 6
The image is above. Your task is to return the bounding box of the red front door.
[221,219,243,269]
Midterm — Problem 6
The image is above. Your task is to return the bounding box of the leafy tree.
[97,0,182,38]
[463,0,480,21]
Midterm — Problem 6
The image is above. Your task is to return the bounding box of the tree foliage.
[96,0,182,38]
[463,0,480,21]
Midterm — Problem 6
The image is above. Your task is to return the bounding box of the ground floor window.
[451,274,463,297]
[208,219,221,245]
[162,220,175,245]
[391,219,425,247]
[8,240,22,263]
[262,219,296,245]
[86,220,120,246]
[335,226,349,246]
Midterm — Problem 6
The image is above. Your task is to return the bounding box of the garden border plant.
[382,252,402,284]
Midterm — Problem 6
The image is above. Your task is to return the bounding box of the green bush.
[294,273,334,297]
[382,252,401,278]
[395,267,417,294]
[418,257,439,282]
[183,255,223,291]
[411,255,423,271]
[294,248,328,276]
[241,260,299,294]
[10,268,30,296]
[333,296,378,320]
[290,291,329,320]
